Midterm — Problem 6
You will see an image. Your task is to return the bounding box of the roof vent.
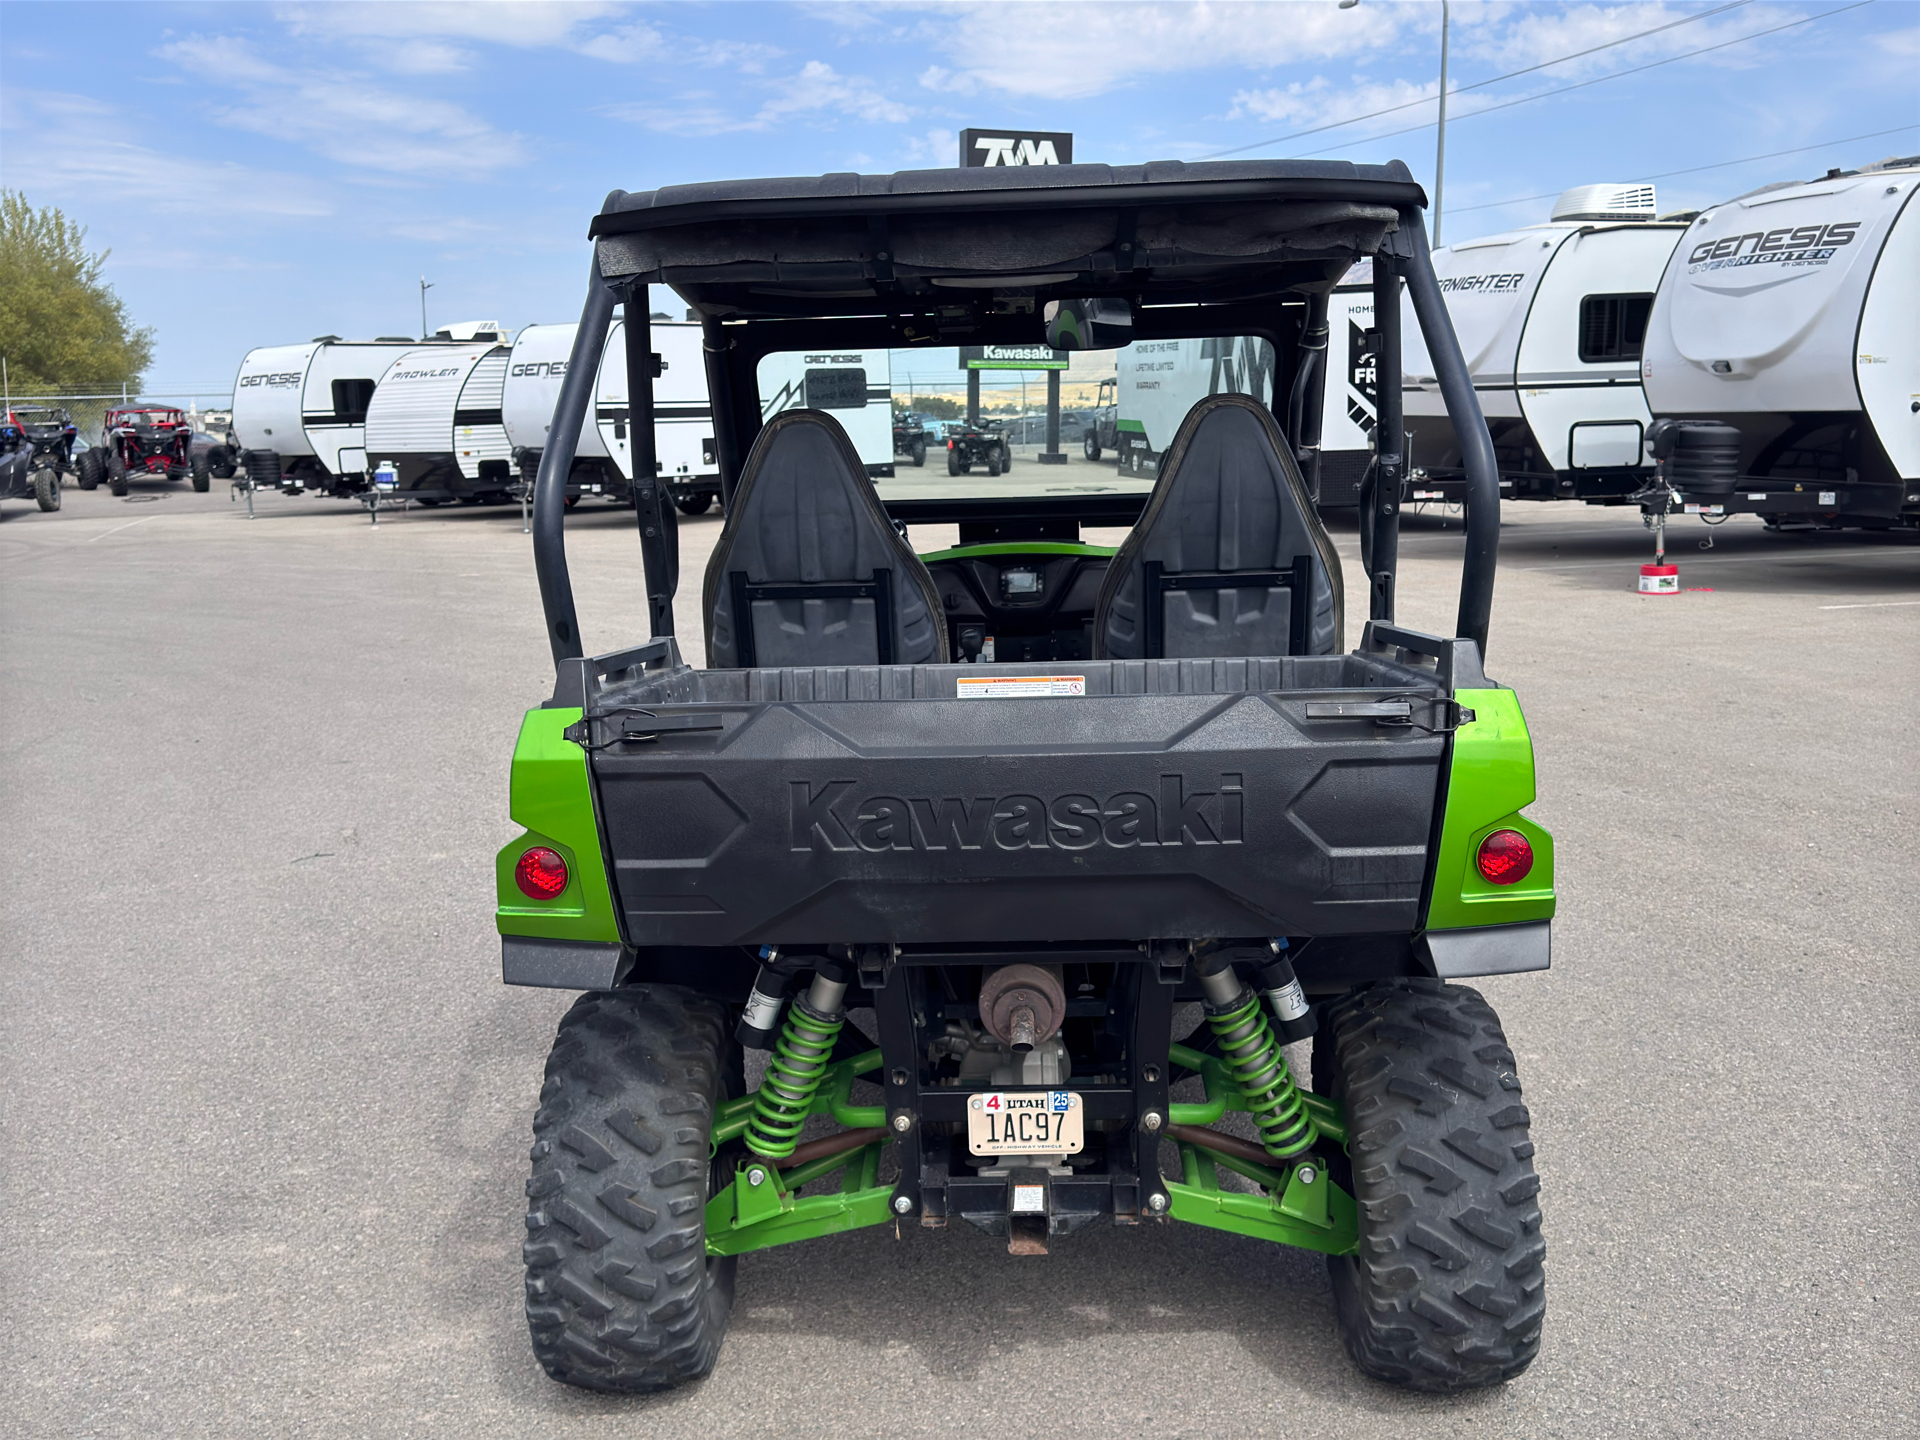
[1551,183,1658,223]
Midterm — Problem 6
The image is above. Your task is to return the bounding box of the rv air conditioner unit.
[1551,184,1658,223]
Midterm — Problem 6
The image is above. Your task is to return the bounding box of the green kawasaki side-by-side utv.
[497,158,1554,1395]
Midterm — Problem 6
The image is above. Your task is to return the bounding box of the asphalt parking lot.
[2,473,1915,1437]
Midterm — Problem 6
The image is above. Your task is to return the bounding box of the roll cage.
[529,158,1500,673]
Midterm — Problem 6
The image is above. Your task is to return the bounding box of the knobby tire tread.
[1318,978,1545,1393]
[523,986,737,1393]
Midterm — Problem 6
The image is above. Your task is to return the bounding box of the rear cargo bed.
[571,649,1454,947]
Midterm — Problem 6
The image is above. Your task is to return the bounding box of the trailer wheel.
[211,447,236,480]
[1316,978,1545,1393]
[524,986,739,1393]
[108,453,129,496]
[190,451,212,492]
[32,469,61,512]
[675,492,713,516]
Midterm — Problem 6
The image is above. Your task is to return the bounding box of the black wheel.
[986,445,1004,477]
[211,446,236,480]
[77,450,104,490]
[523,986,739,1393]
[32,468,61,512]
[108,453,129,496]
[191,451,212,492]
[946,448,962,476]
[418,497,442,507]
[675,492,713,516]
[910,439,926,467]
[1315,979,1544,1393]
[564,494,580,509]
[1084,432,1101,461]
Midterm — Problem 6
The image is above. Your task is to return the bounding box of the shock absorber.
[744,960,847,1161]
[1195,953,1320,1160]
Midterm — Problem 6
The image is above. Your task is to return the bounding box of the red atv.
[79,406,198,495]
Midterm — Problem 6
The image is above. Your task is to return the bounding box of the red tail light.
[515,846,569,899]
[1476,829,1534,885]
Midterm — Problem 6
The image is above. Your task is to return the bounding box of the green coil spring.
[744,999,843,1160]
[1206,988,1320,1160]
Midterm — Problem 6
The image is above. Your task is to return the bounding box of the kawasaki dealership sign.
[961,344,1069,371]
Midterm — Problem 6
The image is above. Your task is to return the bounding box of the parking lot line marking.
[1818,600,1920,610]
[83,517,157,544]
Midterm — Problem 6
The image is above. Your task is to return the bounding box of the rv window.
[1578,294,1653,363]
[331,378,377,423]
[803,368,867,410]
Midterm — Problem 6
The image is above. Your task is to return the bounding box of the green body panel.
[1117,418,1146,434]
[495,707,621,943]
[917,540,1118,563]
[1423,687,1557,932]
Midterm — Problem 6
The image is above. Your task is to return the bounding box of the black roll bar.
[1400,213,1500,654]
[532,259,615,669]
[621,296,678,638]
[1285,291,1328,488]
[1368,257,1405,625]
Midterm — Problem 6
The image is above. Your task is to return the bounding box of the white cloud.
[158,36,528,180]
[0,87,334,217]
[606,58,911,135]
[912,0,1410,101]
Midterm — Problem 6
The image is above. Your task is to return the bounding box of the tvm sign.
[960,128,1074,167]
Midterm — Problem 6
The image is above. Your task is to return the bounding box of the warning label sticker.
[956,675,1086,699]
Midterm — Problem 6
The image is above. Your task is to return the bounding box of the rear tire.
[911,439,926,467]
[675,492,713,516]
[191,452,212,492]
[1084,432,1101,461]
[1317,978,1545,1393]
[523,986,739,1393]
[211,446,236,480]
[33,469,61,511]
[77,450,104,490]
[986,445,1004,477]
[946,448,962,476]
[108,453,129,496]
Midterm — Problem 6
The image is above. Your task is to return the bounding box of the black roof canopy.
[591,159,1427,319]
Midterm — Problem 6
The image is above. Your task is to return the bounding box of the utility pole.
[1434,0,1450,246]
[419,277,435,340]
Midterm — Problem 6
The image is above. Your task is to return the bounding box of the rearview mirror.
[1044,297,1133,350]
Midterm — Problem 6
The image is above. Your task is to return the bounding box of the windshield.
[117,410,182,425]
[756,337,1274,510]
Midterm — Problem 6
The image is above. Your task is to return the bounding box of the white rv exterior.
[1400,184,1687,502]
[501,323,613,465]
[1643,159,1918,505]
[362,341,514,498]
[1112,335,1276,475]
[599,320,725,509]
[1315,265,1378,507]
[757,348,894,473]
[230,339,419,491]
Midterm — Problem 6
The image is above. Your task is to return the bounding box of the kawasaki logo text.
[789,776,1244,852]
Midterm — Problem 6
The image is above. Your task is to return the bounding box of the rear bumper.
[1420,919,1551,978]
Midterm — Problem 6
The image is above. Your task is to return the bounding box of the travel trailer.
[756,348,894,474]
[1398,184,1690,505]
[1641,158,1918,529]
[229,338,422,494]
[362,341,515,502]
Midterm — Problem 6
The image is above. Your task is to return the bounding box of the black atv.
[500,157,1551,1398]
[78,406,197,495]
[943,418,1011,476]
[1,406,78,512]
[892,411,936,467]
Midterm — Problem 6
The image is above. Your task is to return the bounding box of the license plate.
[967,1091,1083,1156]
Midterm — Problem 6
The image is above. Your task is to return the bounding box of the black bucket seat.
[703,409,948,667]
[1093,393,1343,658]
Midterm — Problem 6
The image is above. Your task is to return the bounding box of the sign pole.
[1041,368,1065,465]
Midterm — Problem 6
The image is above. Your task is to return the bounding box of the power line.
[1448,126,1921,217]
[1292,1,1875,160]
[1201,0,1754,161]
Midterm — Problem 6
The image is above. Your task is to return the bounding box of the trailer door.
[1854,188,1918,482]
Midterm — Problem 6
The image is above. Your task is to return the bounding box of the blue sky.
[2,0,1914,398]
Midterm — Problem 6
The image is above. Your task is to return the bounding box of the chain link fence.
[3,390,233,445]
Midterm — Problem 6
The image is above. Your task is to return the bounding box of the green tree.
[0,191,153,394]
